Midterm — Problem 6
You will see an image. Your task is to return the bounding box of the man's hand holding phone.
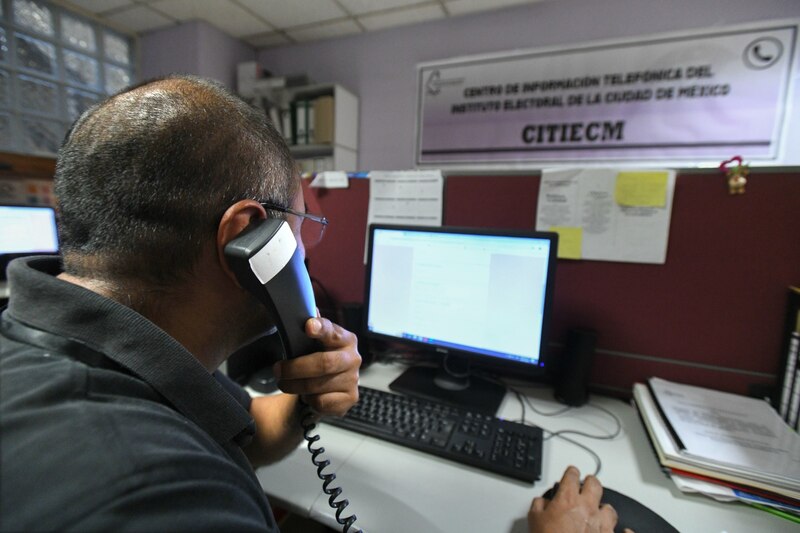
[272,317,361,417]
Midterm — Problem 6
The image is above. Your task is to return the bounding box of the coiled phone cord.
[300,402,362,533]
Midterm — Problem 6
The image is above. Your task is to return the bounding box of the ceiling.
[59,0,540,48]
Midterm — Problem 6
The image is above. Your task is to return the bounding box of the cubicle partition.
[302,170,800,396]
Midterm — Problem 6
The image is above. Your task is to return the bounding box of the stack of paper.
[633,378,800,521]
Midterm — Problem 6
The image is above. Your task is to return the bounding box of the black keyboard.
[323,386,543,483]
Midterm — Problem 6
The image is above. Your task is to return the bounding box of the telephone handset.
[224,217,319,359]
[224,217,361,533]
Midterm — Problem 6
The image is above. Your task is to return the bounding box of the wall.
[257,0,800,170]
[140,20,254,89]
[195,22,256,89]
[139,22,200,81]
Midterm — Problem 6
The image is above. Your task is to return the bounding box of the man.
[0,75,617,532]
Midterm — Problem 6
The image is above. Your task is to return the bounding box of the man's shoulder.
[1,344,233,466]
[1,347,274,531]
[2,438,277,531]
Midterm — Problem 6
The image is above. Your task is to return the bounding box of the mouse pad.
[600,487,679,533]
[542,483,679,533]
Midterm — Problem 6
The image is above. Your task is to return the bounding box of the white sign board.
[416,21,798,166]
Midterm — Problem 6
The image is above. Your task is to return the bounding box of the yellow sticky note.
[550,226,582,260]
[615,171,668,207]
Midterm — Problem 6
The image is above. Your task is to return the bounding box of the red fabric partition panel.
[304,172,800,395]
[303,178,370,306]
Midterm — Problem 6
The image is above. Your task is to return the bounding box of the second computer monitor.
[0,204,59,281]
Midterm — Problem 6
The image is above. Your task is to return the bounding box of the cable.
[300,402,361,533]
[500,379,573,417]
[545,431,603,477]
[513,389,526,424]
[521,392,574,417]
[505,383,623,478]
[544,402,622,441]
[505,380,621,437]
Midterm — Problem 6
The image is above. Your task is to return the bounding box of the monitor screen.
[0,205,59,279]
[364,224,558,412]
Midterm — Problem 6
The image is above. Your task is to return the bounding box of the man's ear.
[216,200,266,286]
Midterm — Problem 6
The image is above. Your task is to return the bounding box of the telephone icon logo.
[743,37,782,70]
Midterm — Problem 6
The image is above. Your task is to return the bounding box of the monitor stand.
[388,359,505,415]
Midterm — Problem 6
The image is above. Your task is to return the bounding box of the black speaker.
[554,328,597,406]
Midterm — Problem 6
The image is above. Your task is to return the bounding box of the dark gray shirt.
[0,257,278,531]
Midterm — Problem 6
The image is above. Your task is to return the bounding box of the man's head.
[55,75,297,289]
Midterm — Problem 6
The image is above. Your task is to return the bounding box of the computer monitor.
[0,204,59,281]
[364,224,558,414]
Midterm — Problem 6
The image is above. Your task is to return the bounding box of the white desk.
[256,362,796,533]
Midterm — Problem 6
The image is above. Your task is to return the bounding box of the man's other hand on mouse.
[528,466,632,533]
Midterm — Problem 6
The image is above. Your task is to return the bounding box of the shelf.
[242,79,359,171]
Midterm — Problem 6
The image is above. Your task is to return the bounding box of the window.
[0,0,135,156]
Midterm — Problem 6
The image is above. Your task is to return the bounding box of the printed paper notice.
[536,168,675,264]
[310,171,349,189]
[365,170,444,262]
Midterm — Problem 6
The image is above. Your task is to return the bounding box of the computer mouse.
[542,482,678,533]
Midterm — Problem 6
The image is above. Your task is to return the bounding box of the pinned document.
[366,170,443,226]
[536,168,676,264]
[364,170,444,262]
